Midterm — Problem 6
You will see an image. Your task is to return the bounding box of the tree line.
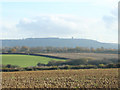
[1,46,118,54]
[1,63,120,72]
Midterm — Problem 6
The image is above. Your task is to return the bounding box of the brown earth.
[40,53,118,60]
[2,69,118,88]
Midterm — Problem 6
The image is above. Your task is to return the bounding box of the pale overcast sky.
[0,0,119,43]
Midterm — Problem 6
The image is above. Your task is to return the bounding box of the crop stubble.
[40,53,118,60]
[2,69,118,88]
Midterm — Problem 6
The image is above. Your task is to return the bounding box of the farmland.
[1,53,119,88]
[2,69,118,88]
[1,54,65,67]
[41,53,118,60]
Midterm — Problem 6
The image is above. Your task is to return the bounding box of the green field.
[1,54,65,67]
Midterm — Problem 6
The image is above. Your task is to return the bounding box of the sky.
[0,0,119,43]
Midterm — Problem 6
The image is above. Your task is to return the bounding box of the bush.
[86,65,98,69]
[5,64,20,68]
[47,60,57,66]
[106,63,116,68]
[65,59,88,65]
[70,65,84,69]
[50,66,59,70]
[116,63,120,68]
[2,68,21,72]
[24,68,33,71]
[98,64,106,68]
[37,63,46,66]
[88,60,112,65]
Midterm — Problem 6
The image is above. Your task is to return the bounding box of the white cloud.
[3,14,113,43]
[103,6,118,29]
[16,15,81,35]
[1,0,118,43]
[1,0,118,44]
[1,13,118,43]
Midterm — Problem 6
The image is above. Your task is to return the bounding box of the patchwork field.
[40,53,118,60]
[2,69,118,88]
[1,54,65,67]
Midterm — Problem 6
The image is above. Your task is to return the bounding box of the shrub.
[47,60,57,66]
[65,59,88,65]
[98,64,106,68]
[5,64,20,68]
[37,63,46,66]
[106,63,116,68]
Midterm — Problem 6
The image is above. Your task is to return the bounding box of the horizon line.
[0,37,118,44]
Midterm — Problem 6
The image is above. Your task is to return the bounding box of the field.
[1,54,65,67]
[1,53,118,67]
[41,53,118,60]
[2,69,118,88]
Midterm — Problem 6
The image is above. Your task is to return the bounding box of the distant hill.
[1,38,118,49]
